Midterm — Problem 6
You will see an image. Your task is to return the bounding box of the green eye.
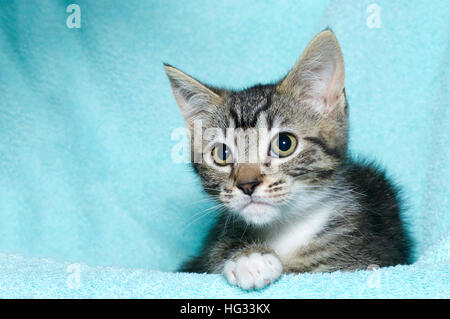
[212,144,233,166]
[270,133,297,158]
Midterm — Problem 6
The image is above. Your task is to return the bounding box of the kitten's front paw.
[223,253,282,290]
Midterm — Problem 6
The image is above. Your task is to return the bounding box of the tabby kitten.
[164,30,411,290]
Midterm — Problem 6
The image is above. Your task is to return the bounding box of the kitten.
[164,30,411,290]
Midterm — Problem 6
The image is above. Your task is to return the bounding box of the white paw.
[223,253,282,290]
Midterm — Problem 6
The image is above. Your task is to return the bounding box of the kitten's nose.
[237,179,261,196]
[235,164,262,196]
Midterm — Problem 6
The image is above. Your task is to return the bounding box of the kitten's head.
[165,30,347,226]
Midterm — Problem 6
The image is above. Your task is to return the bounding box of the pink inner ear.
[320,58,345,114]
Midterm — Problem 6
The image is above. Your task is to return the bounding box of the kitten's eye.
[270,133,297,158]
[212,144,233,166]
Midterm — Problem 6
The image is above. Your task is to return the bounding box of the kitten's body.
[165,30,411,289]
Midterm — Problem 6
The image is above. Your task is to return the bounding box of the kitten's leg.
[222,246,283,290]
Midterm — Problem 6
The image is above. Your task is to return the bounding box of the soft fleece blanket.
[0,0,448,298]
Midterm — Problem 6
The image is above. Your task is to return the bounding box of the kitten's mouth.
[242,200,273,209]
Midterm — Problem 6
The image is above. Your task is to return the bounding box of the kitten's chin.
[239,202,279,226]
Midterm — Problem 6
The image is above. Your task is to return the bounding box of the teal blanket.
[0,0,448,298]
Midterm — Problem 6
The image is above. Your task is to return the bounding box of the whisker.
[181,203,226,233]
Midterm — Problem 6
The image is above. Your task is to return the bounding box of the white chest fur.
[269,206,334,258]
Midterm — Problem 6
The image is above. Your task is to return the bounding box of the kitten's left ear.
[278,30,345,115]
[164,64,223,128]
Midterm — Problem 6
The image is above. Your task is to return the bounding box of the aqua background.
[0,0,448,278]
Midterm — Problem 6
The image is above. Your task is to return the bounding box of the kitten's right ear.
[163,64,222,128]
[278,30,345,116]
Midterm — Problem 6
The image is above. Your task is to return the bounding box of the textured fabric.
[0,0,448,298]
[0,244,448,298]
